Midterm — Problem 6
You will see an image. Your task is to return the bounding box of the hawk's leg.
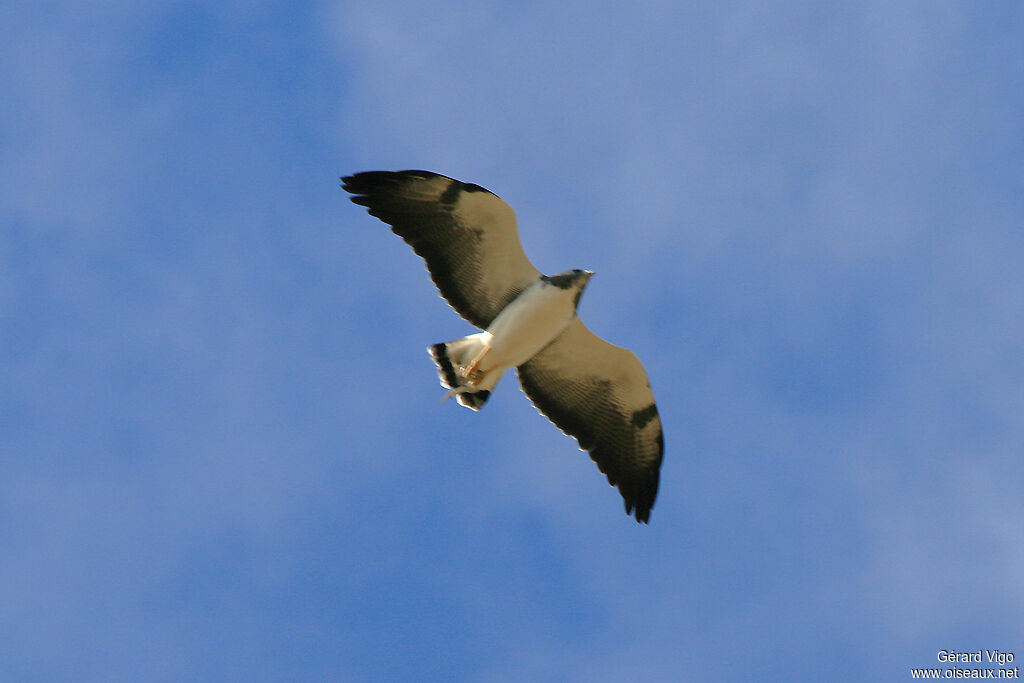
[463,342,491,386]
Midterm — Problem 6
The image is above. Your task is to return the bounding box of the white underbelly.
[479,283,576,370]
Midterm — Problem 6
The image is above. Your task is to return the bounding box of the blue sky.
[3,1,1023,680]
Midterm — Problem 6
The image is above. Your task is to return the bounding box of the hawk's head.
[544,269,593,310]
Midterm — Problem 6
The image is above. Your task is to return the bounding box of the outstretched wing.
[342,170,542,329]
[517,318,664,522]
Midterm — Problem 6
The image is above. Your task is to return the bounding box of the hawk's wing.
[517,318,664,523]
[342,170,541,329]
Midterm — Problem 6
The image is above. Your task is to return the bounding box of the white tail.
[427,333,503,411]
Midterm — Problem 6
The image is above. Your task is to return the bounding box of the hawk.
[342,170,664,522]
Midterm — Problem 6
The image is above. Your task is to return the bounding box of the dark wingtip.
[626,499,652,524]
[340,171,394,198]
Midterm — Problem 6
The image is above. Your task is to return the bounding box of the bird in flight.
[341,171,664,522]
